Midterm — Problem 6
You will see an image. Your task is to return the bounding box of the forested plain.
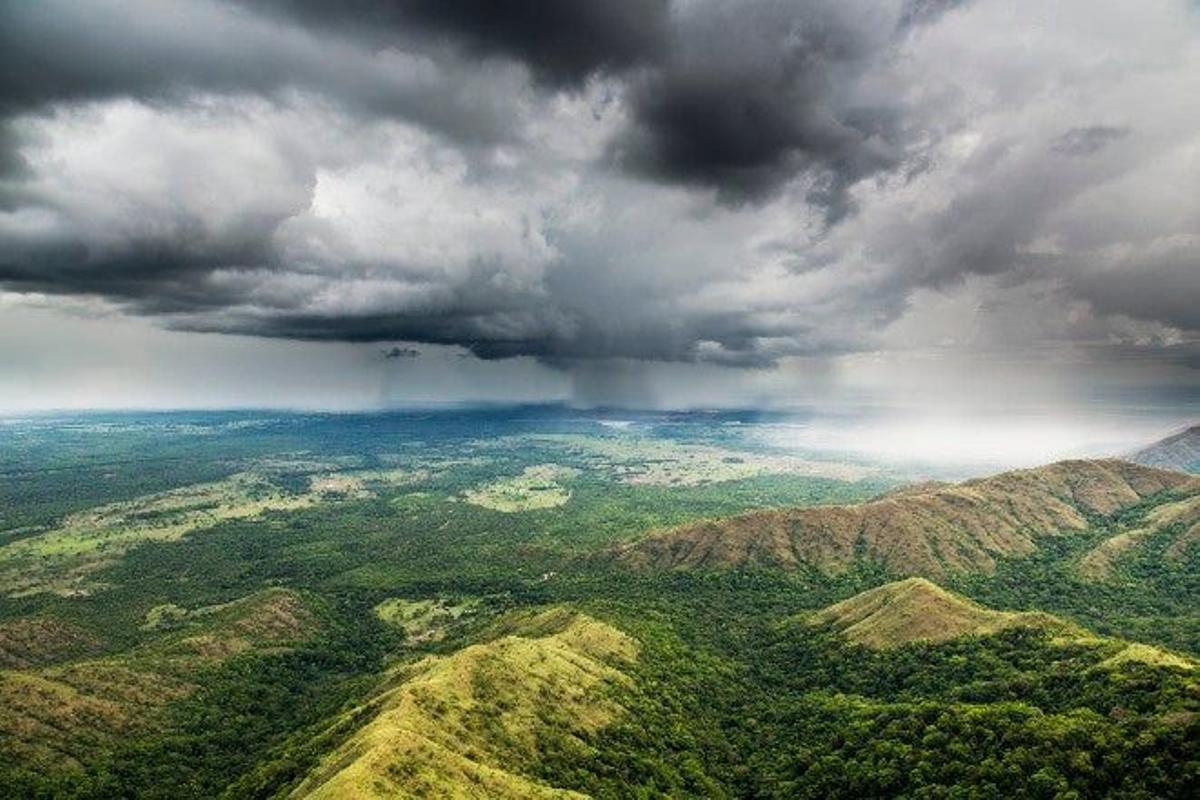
[0,410,1196,798]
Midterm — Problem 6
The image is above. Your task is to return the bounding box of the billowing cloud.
[252,1,670,88]
[0,0,1196,376]
[613,0,907,215]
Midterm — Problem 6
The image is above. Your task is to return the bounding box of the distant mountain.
[1131,425,1200,473]
[613,459,1200,577]
[807,577,1071,649]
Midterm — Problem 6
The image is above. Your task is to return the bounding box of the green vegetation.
[615,459,1199,577]
[1,410,1198,798]
[290,609,634,799]
[1080,494,1200,580]
[806,577,1075,649]
[373,596,479,643]
[463,464,579,511]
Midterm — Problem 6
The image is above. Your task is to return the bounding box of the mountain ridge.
[612,459,1200,577]
[288,609,636,799]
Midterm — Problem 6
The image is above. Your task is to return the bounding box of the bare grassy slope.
[809,578,1197,672]
[291,609,636,800]
[615,460,1199,577]
[809,578,1069,649]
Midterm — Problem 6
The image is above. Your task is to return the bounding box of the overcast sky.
[0,0,1197,445]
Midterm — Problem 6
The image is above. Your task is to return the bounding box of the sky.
[0,0,1197,457]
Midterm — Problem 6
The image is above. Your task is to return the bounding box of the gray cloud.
[612,1,909,216]
[0,0,1196,376]
[1071,243,1200,332]
[250,1,670,88]
[897,0,970,29]
[0,0,524,144]
[1052,125,1132,157]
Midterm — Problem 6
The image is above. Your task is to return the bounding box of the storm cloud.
[614,0,906,213]
[249,1,670,88]
[0,0,1197,372]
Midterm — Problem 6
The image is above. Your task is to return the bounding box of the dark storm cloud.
[0,0,520,143]
[613,1,907,214]
[256,0,920,215]
[0,0,917,367]
[0,240,267,312]
[255,0,671,88]
[403,0,669,86]
[1070,245,1200,333]
[0,121,31,184]
[0,0,1195,373]
[169,288,797,367]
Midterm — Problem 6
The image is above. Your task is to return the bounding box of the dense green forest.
[0,411,1196,798]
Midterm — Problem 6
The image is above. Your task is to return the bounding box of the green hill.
[614,459,1199,577]
[2,415,1198,798]
[1079,493,1200,580]
[0,588,318,777]
[808,578,1071,649]
[288,609,636,799]
[807,578,1197,674]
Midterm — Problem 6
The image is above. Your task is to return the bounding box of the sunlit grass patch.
[463,464,579,512]
[0,472,316,596]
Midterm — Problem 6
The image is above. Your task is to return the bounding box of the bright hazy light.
[759,411,1188,473]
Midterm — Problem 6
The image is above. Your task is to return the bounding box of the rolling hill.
[807,577,1072,649]
[0,588,318,776]
[1132,425,1200,473]
[807,577,1196,669]
[613,459,1200,577]
[3,413,1199,798]
[288,609,637,799]
[1079,493,1200,580]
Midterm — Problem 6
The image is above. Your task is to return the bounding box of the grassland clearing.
[1101,643,1195,671]
[0,472,316,596]
[309,468,428,499]
[463,464,579,512]
[373,597,479,644]
[0,466,433,596]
